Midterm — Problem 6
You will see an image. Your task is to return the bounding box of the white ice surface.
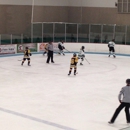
[0,53,130,130]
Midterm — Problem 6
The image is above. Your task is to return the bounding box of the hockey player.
[108,79,130,124]
[68,53,78,76]
[108,39,116,58]
[78,46,85,65]
[21,47,32,66]
[43,43,48,55]
[58,41,65,55]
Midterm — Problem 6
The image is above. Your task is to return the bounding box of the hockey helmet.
[73,53,77,57]
[82,46,85,49]
[112,39,115,42]
[26,47,28,49]
[126,79,130,84]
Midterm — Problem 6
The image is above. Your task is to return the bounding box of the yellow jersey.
[24,49,31,58]
[44,43,48,50]
[70,56,78,66]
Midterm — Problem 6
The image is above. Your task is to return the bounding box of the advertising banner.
[38,43,59,52]
[17,43,37,53]
[0,44,16,54]
[38,43,45,52]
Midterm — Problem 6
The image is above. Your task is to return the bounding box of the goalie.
[21,47,32,66]
[78,46,85,65]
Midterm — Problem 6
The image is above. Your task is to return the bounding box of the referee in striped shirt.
[46,41,54,63]
[109,79,130,124]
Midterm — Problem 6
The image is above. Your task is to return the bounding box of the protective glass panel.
[66,24,77,42]
[12,34,22,44]
[102,25,114,43]
[33,23,42,43]
[23,24,31,43]
[43,23,53,42]
[1,34,11,44]
[126,26,130,44]
[78,24,89,43]
[115,25,126,44]
[54,23,65,42]
[23,35,31,43]
[90,25,101,43]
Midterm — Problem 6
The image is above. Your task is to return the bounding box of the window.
[118,0,130,13]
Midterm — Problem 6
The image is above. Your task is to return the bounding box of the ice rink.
[0,53,130,130]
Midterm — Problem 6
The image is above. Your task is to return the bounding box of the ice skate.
[21,62,23,66]
[68,73,71,76]
[108,121,114,124]
[80,63,83,65]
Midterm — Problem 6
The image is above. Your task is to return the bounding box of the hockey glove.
[82,54,85,57]
[30,53,32,56]
[75,62,78,66]
[81,58,84,61]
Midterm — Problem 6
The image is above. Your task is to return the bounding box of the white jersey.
[78,49,85,55]
[78,49,85,58]
[108,41,115,47]
[58,42,64,48]
[58,42,62,46]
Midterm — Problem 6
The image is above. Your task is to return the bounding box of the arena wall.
[64,43,130,55]
[37,42,130,55]
[0,0,130,35]
[1,43,130,56]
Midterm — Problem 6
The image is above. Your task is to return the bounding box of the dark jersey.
[24,49,31,58]
[58,42,65,50]
[70,56,78,66]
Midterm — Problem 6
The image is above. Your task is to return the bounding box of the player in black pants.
[58,40,65,55]
[21,47,32,66]
[68,53,78,76]
[108,79,130,124]
[108,39,116,58]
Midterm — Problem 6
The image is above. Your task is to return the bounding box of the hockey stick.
[65,49,71,53]
[85,57,90,64]
[18,59,23,61]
